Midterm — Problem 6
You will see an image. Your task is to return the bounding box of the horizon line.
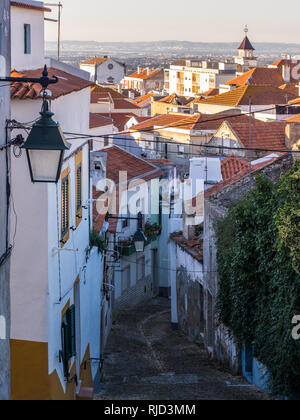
[45,39,300,46]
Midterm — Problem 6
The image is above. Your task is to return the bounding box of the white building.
[0,0,11,401]
[92,146,165,310]
[165,60,236,97]
[80,57,125,85]
[10,0,51,70]
[9,1,105,400]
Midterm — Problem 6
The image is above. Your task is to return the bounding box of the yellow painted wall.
[10,339,93,400]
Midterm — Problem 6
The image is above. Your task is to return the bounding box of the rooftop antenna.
[45,2,63,60]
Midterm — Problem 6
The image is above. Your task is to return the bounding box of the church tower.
[235,26,258,76]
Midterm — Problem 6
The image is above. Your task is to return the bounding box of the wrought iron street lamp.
[22,101,70,183]
[0,65,70,183]
[132,229,147,253]
[105,212,147,252]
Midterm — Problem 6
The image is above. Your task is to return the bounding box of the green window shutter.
[76,165,82,212]
[63,321,71,361]
[66,305,76,357]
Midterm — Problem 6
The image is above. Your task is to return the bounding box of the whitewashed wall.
[11,4,45,70]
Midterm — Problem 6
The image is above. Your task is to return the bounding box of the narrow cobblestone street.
[95,298,272,400]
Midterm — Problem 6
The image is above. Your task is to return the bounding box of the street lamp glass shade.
[27,149,63,183]
[133,229,147,253]
[22,105,70,183]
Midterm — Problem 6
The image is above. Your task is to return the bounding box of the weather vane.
[244,25,249,35]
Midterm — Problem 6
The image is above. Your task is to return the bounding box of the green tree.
[216,160,300,396]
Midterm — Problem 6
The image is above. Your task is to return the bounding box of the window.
[75,151,83,227]
[24,24,31,54]
[104,136,109,147]
[108,63,114,70]
[61,305,76,379]
[61,168,70,246]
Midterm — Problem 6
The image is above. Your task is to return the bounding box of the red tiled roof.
[91,91,140,110]
[127,68,162,80]
[270,59,300,83]
[92,146,162,233]
[221,156,250,180]
[288,97,300,105]
[157,93,192,106]
[227,120,288,150]
[205,154,286,198]
[170,233,204,263]
[130,112,252,133]
[285,113,300,123]
[133,93,155,107]
[113,98,140,110]
[94,146,161,185]
[91,92,111,104]
[91,85,125,99]
[82,57,108,66]
[224,68,284,87]
[95,113,136,131]
[278,83,299,96]
[238,36,255,50]
[11,1,51,12]
[10,68,93,100]
[89,113,113,129]
[197,85,298,107]
[202,88,220,97]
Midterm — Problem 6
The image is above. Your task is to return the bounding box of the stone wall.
[203,153,294,373]
[176,267,205,343]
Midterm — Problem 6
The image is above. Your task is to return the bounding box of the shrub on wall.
[216,160,300,397]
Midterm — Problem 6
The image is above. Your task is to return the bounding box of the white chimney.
[282,64,291,83]
[147,68,150,76]
[137,66,141,74]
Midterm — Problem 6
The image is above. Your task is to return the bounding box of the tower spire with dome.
[235,26,257,76]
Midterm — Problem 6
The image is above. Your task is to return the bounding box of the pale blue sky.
[44,0,300,43]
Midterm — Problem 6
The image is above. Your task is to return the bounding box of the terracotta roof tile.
[10,68,93,100]
[92,147,162,234]
[132,93,155,107]
[285,113,300,123]
[224,68,284,87]
[170,234,204,263]
[94,113,137,131]
[113,98,140,110]
[94,146,161,185]
[91,85,126,99]
[202,88,220,97]
[157,93,193,105]
[197,85,298,107]
[205,154,286,198]
[221,156,250,180]
[81,57,109,66]
[127,68,162,80]
[130,112,251,133]
[227,120,288,150]
[89,113,113,129]
[11,1,51,12]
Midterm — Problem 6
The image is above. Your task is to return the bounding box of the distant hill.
[45,40,300,56]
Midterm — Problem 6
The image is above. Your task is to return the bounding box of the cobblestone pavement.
[95,298,273,400]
